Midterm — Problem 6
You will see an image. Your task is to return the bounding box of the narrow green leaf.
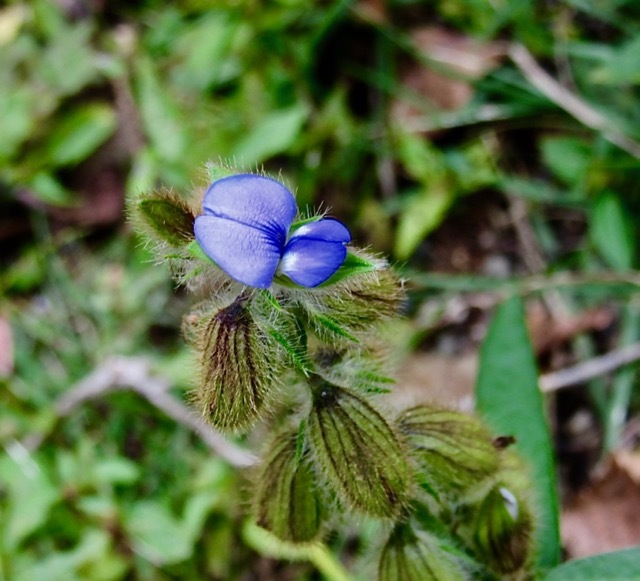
[44,103,116,166]
[232,105,308,165]
[543,547,640,580]
[590,191,634,271]
[475,296,560,569]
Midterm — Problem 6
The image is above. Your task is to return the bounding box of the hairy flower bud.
[399,406,500,504]
[191,297,279,431]
[131,189,196,247]
[253,431,324,543]
[472,484,533,574]
[307,383,408,518]
[297,255,405,342]
[379,523,472,581]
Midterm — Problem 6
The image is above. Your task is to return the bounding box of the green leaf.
[541,137,591,186]
[135,57,187,162]
[319,251,379,286]
[543,547,640,580]
[475,296,560,569]
[44,103,116,166]
[395,185,453,260]
[590,191,634,271]
[124,501,194,565]
[232,105,309,165]
[0,452,59,550]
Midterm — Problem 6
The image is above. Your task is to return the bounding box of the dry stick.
[509,43,640,160]
[27,356,257,468]
[540,342,640,392]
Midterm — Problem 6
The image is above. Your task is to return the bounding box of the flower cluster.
[130,168,535,580]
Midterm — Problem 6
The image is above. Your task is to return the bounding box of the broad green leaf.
[475,296,560,569]
[544,547,640,580]
[92,457,140,485]
[44,103,116,166]
[590,191,634,271]
[232,105,309,165]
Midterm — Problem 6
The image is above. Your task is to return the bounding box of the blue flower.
[194,174,351,289]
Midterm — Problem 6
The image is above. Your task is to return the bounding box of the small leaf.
[254,430,325,543]
[44,103,116,166]
[232,105,309,165]
[590,191,634,271]
[307,383,408,517]
[475,296,560,568]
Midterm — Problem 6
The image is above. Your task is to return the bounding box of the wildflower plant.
[130,166,536,579]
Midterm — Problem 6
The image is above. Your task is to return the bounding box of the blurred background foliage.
[2,0,640,579]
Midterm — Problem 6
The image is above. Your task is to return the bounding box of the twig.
[540,342,640,392]
[509,43,640,159]
[25,356,257,468]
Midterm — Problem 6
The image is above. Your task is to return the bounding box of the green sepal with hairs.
[379,522,474,581]
[399,406,500,504]
[189,295,282,432]
[471,482,533,575]
[307,382,408,518]
[130,188,196,248]
[253,430,325,543]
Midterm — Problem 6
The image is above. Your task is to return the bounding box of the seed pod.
[399,406,500,503]
[307,383,408,518]
[132,189,196,247]
[379,523,471,581]
[192,297,278,431]
[254,431,324,543]
[472,484,533,574]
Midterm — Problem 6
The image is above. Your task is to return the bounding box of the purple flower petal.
[280,219,351,287]
[202,175,296,247]
[194,215,281,288]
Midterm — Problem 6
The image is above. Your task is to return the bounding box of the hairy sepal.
[254,430,325,543]
[190,296,281,432]
[297,255,405,342]
[399,406,500,505]
[471,482,533,575]
[130,189,196,248]
[379,523,473,581]
[307,383,408,518]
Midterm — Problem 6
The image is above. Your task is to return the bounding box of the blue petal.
[202,174,296,248]
[289,218,351,244]
[280,219,350,287]
[194,215,281,288]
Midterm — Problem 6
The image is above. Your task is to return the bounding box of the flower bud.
[253,431,324,543]
[472,484,533,574]
[379,523,472,581]
[299,256,405,341]
[131,189,195,247]
[399,406,500,504]
[191,297,278,431]
[307,383,408,518]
